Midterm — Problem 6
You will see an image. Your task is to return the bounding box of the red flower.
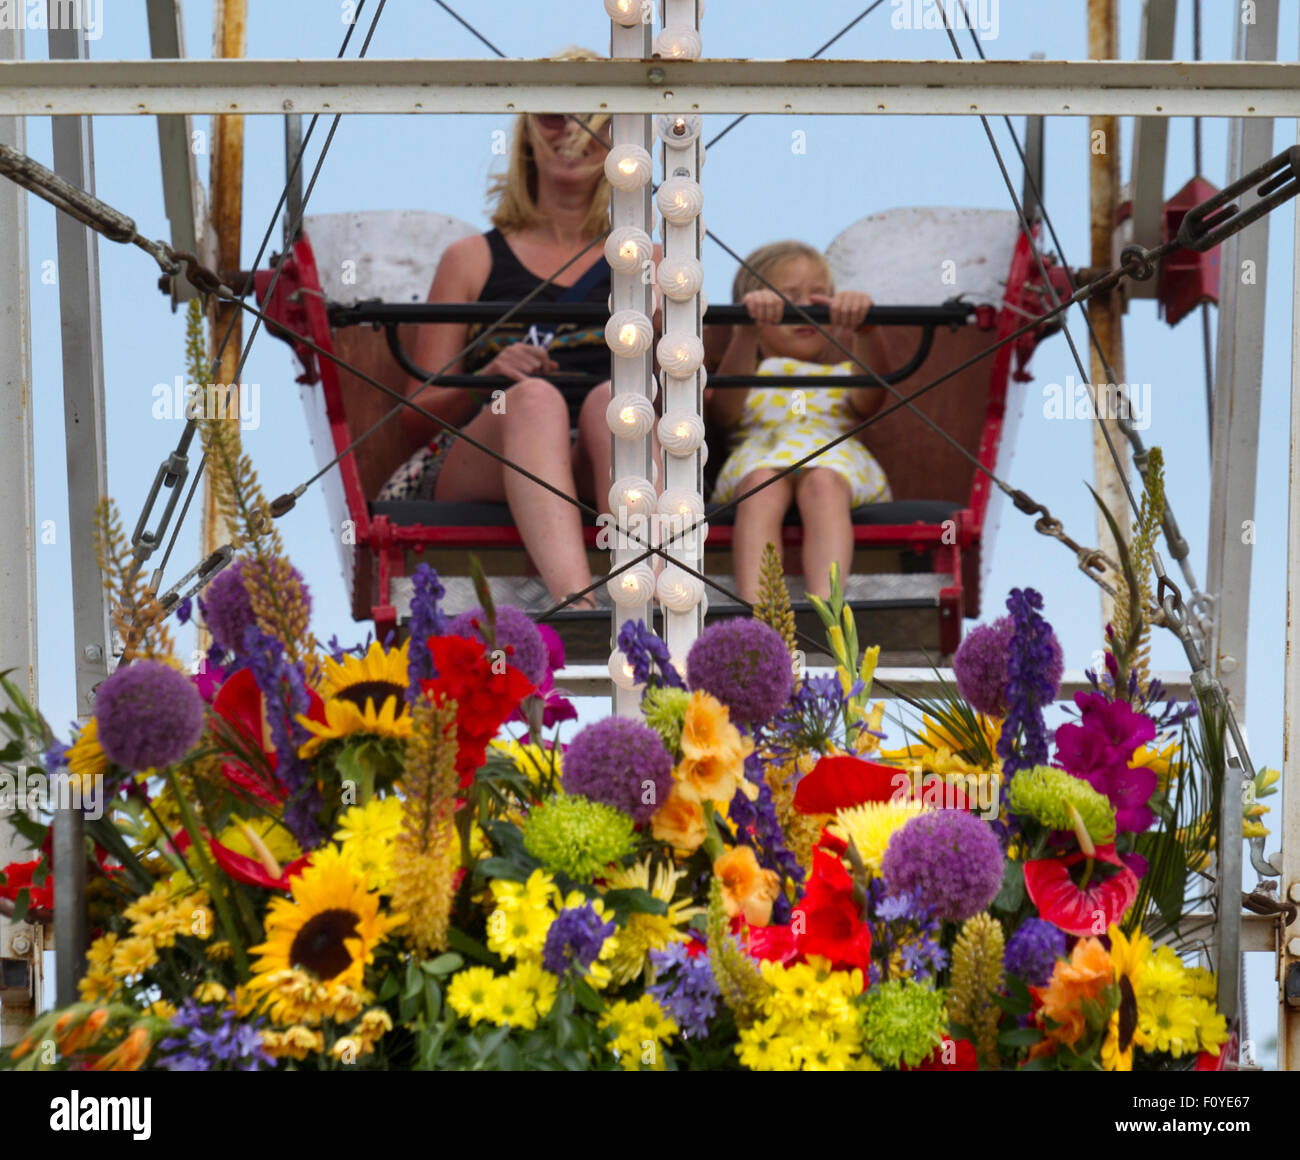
[0,858,54,914]
[746,922,799,965]
[904,1036,979,1071]
[421,635,533,789]
[1022,843,1140,936]
[793,755,909,814]
[791,848,873,973]
[208,837,310,892]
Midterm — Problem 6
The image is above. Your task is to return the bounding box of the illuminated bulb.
[654,26,703,60]
[609,650,639,690]
[658,411,705,456]
[656,177,703,224]
[604,144,652,191]
[608,565,656,607]
[608,475,656,518]
[656,256,703,302]
[603,0,642,26]
[656,332,705,377]
[605,310,654,358]
[604,226,653,276]
[605,392,655,439]
[655,113,703,148]
[656,566,705,612]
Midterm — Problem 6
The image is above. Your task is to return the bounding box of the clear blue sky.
[14,0,1298,1060]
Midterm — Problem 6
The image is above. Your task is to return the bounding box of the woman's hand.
[482,342,559,382]
[810,290,873,333]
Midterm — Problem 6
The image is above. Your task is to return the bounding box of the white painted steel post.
[0,21,41,1047]
[654,0,707,668]
[605,2,656,714]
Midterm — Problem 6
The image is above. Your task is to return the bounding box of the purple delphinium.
[1054,690,1159,834]
[93,659,204,772]
[725,751,804,923]
[561,716,673,826]
[542,903,616,979]
[881,810,1004,923]
[155,1001,273,1071]
[868,881,947,986]
[617,619,684,690]
[243,626,322,849]
[996,588,1061,775]
[447,604,546,687]
[648,942,720,1039]
[404,564,447,703]
[175,596,193,625]
[42,738,71,774]
[686,619,793,728]
[1003,917,1066,987]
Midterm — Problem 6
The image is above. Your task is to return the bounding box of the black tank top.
[465,229,612,426]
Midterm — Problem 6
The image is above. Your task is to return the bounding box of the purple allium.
[561,716,673,826]
[405,564,447,703]
[953,617,1014,717]
[618,619,684,689]
[1054,690,1159,833]
[94,660,204,771]
[881,810,1004,923]
[1003,917,1066,986]
[155,1001,273,1071]
[996,588,1062,775]
[542,903,616,979]
[648,942,720,1039]
[200,561,255,655]
[686,618,793,728]
[446,604,547,686]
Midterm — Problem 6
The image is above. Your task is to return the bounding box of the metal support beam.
[146,0,205,302]
[1125,0,1176,298]
[1207,2,1278,718]
[1,57,1299,118]
[0,20,40,1048]
[48,19,111,1004]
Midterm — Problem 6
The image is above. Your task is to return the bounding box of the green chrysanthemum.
[1007,765,1116,844]
[859,978,947,1068]
[641,686,691,755]
[521,794,636,882]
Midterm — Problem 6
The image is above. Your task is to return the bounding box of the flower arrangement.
[0,400,1260,1071]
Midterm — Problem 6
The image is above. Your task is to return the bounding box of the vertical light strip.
[655,0,706,671]
[606,4,655,714]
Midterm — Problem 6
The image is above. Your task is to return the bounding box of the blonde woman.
[383,50,642,607]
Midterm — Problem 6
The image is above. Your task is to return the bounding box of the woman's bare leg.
[435,378,593,604]
[795,467,853,598]
[731,468,794,604]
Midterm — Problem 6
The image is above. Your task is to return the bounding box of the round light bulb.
[604,144,652,191]
[656,177,703,224]
[604,226,653,276]
[656,566,705,611]
[658,410,705,456]
[605,392,655,439]
[605,309,654,358]
[608,475,656,519]
[656,256,703,302]
[609,564,656,607]
[608,650,639,690]
[656,332,705,377]
[658,488,705,522]
[655,113,703,148]
[654,26,703,60]
[604,0,641,26]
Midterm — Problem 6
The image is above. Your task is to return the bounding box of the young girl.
[708,241,892,602]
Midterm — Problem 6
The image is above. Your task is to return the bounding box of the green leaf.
[997,1026,1044,1048]
[421,952,464,977]
[446,927,504,968]
[601,887,669,924]
[992,859,1025,913]
[377,971,401,1001]
[571,978,604,1014]
[992,991,1032,1017]
[473,857,526,884]
[9,887,29,925]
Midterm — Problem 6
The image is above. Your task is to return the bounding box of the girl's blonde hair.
[732,240,833,301]
[488,46,611,238]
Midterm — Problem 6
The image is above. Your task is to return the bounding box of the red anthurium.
[793,755,911,814]
[904,1036,979,1071]
[1194,1031,1236,1071]
[1022,843,1140,936]
[208,837,309,892]
[421,635,534,789]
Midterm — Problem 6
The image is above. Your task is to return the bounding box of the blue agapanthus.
[996,587,1058,775]
[648,942,720,1039]
[867,881,947,986]
[766,672,863,757]
[405,563,447,703]
[154,1001,273,1071]
[542,903,616,980]
[617,619,684,689]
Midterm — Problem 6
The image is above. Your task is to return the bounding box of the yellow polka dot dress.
[711,358,892,507]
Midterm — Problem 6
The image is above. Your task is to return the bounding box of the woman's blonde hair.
[732,240,833,302]
[488,46,611,238]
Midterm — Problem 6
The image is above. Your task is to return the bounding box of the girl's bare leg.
[795,467,854,598]
[731,467,794,604]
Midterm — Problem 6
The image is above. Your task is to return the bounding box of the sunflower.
[1101,924,1151,1071]
[248,846,405,998]
[603,858,703,984]
[67,717,109,788]
[298,641,413,756]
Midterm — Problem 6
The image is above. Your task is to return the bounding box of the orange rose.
[714,845,780,927]
[651,783,708,853]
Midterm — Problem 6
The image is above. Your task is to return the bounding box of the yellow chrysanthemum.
[508,958,558,1019]
[261,1025,325,1061]
[110,936,159,979]
[1139,990,1199,1057]
[829,799,930,873]
[78,968,121,1004]
[298,640,413,756]
[447,966,500,1026]
[67,716,108,789]
[206,939,234,962]
[248,845,405,999]
[333,796,404,894]
[1189,998,1229,1055]
[600,994,677,1070]
[603,858,702,985]
[193,981,228,1003]
[487,874,558,961]
[738,958,867,1072]
[491,738,563,786]
[85,932,119,971]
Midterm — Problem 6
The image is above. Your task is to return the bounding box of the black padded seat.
[371,498,962,528]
